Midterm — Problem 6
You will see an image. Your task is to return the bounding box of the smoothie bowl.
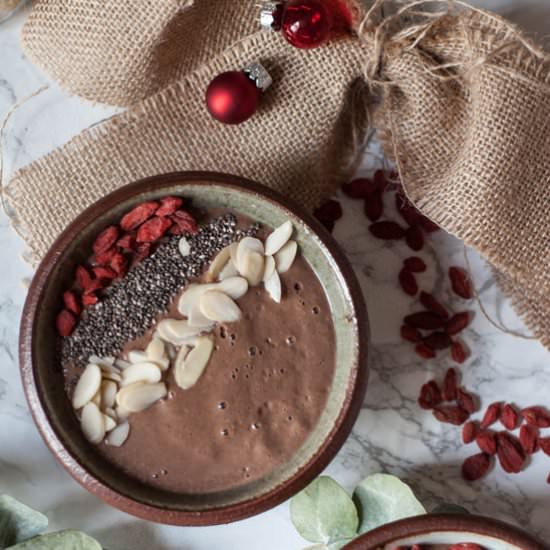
[19,171,368,525]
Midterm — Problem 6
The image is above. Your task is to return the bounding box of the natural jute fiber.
[3,0,549,348]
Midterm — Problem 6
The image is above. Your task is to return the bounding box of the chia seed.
[61,214,259,367]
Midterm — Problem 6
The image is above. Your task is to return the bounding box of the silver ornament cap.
[244,62,273,92]
[259,1,283,31]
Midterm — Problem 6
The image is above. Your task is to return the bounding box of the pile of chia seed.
[61,213,259,367]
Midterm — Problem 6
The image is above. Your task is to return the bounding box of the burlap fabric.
[4,0,549,348]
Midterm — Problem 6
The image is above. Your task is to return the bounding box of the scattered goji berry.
[56,309,76,337]
[94,247,117,265]
[418,380,443,410]
[155,196,183,217]
[419,292,448,319]
[451,340,468,364]
[314,199,343,223]
[449,266,473,299]
[519,424,539,454]
[405,225,424,251]
[134,243,152,262]
[446,312,470,335]
[92,266,117,280]
[404,311,447,330]
[462,421,478,444]
[497,432,525,473]
[501,404,519,430]
[136,216,173,243]
[476,430,497,455]
[443,368,458,401]
[92,225,119,255]
[423,331,452,350]
[171,209,198,234]
[395,192,421,226]
[399,268,418,296]
[418,215,440,233]
[400,325,421,343]
[120,201,159,231]
[415,342,436,359]
[457,388,477,414]
[369,221,406,240]
[433,405,470,425]
[540,438,550,457]
[109,252,128,277]
[449,544,484,550]
[63,290,81,316]
[342,177,379,198]
[83,278,107,295]
[521,406,550,428]
[116,234,136,251]
[82,293,98,306]
[403,257,426,273]
[364,191,384,222]
[75,265,93,290]
[480,402,502,429]
[462,453,491,481]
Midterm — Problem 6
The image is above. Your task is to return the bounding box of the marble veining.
[1,3,550,549]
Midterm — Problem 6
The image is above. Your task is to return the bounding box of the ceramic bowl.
[344,514,548,550]
[19,171,369,525]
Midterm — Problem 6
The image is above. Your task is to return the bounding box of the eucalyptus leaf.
[6,530,101,550]
[290,476,359,546]
[432,503,470,515]
[0,495,48,548]
[353,474,426,534]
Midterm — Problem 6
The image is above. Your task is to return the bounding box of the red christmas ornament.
[205,63,272,125]
[282,0,333,49]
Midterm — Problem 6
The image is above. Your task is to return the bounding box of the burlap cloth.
[3,0,549,348]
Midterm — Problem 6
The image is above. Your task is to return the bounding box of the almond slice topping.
[103,414,117,432]
[178,283,217,316]
[206,245,232,283]
[114,359,132,370]
[145,338,165,362]
[275,240,297,274]
[263,255,276,282]
[217,276,249,299]
[199,291,241,323]
[239,249,265,286]
[178,237,191,257]
[218,258,239,281]
[80,402,106,444]
[175,337,214,390]
[265,270,282,303]
[116,382,167,413]
[156,319,203,344]
[106,421,130,447]
[264,220,293,256]
[72,363,102,410]
[100,380,118,410]
[187,304,216,329]
[127,350,149,364]
[121,362,162,386]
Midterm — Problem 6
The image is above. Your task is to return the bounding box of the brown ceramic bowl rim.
[344,513,548,550]
[19,171,369,526]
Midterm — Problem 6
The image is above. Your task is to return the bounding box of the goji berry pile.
[56,196,199,337]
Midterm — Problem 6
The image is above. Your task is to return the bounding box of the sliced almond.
[229,241,239,265]
[265,270,282,303]
[116,382,167,413]
[263,255,276,282]
[178,237,191,257]
[114,359,132,370]
[103,371,122,383]
[115,404,131,421]
[187,304,216,329]
[91,391,102,408]
[152,355,170,371]
[100,380,118,410]
[121,362,162,386]
[199,291,241,323]
[103,414,117,432]
[236,237,264,274]
[106,421,130,447]
[275,240,298,273]
[104,407,117,421]
[145,338,165,362]
[178,283,216,316]
[80,402,105,444]
[175,336,214,390]
[239,249,264,286]
[218,259,239,281]
[127,350,149,364]
[156,319,203,345]
[217,276,249,300]
[99,362,121,376]
[265,220,293,256]
[165,343,177,361]
[89,355,115,368]
[72,364,102,410]
[206,245,232,283]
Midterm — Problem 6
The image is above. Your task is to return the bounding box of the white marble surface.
[1,3,550,549]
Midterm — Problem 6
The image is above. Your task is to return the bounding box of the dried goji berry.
[314,199,343,222]
[415,342,436,359]
[501,404,519,430]
[418,380,443,410]
[94,247,117,266]
[92,225,119,255]
[155,196,183,217]
[120,201,159,231]
[93,266,117,280]
[136,216,173,243]
[82,293,98,306]
[457,388,477,414]
[481,402,501,429]
[364,191,384,222]
[433,405,470,425]
[446,312,471,335]
[56,309,76,337]
[539,437,550,457]
[109,252,128,277]
[443,368,458,401]
[449,544,484,550]
[63,290,81,316]
[423,331,452,350]
[116,233,136,251]
[451,340,468,364]
[418,215,440,233]
[134,242,152,262]
[497,432,526,473]
[369,221,406,240]
[521,406,550,428]
[449,267,473,299]
[405,225,424,251]
[404,311,447,330]
[373,169,387,190]
[399,268,418,296]
[171,210,198,234]
[476,430,497,455]
[401,325,421,343]
[403,257,426,273]
[419,292,448,319]
[395,192,421,226]
[83,278,107,295]
[547,472,550,485]
[519,424,539,454]
[462,453,491,481]
[75,265,93,290]
[462,421,478,444]
[342,177,379,198]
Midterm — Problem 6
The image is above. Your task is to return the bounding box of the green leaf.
[6,530,101,550]
[290,476,359,546]
[353,474,426,534]
[0,495,48,548]
[432,503,470,515]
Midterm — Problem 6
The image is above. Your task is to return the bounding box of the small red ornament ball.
[205,71,260,125]
[281,0,333,49]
